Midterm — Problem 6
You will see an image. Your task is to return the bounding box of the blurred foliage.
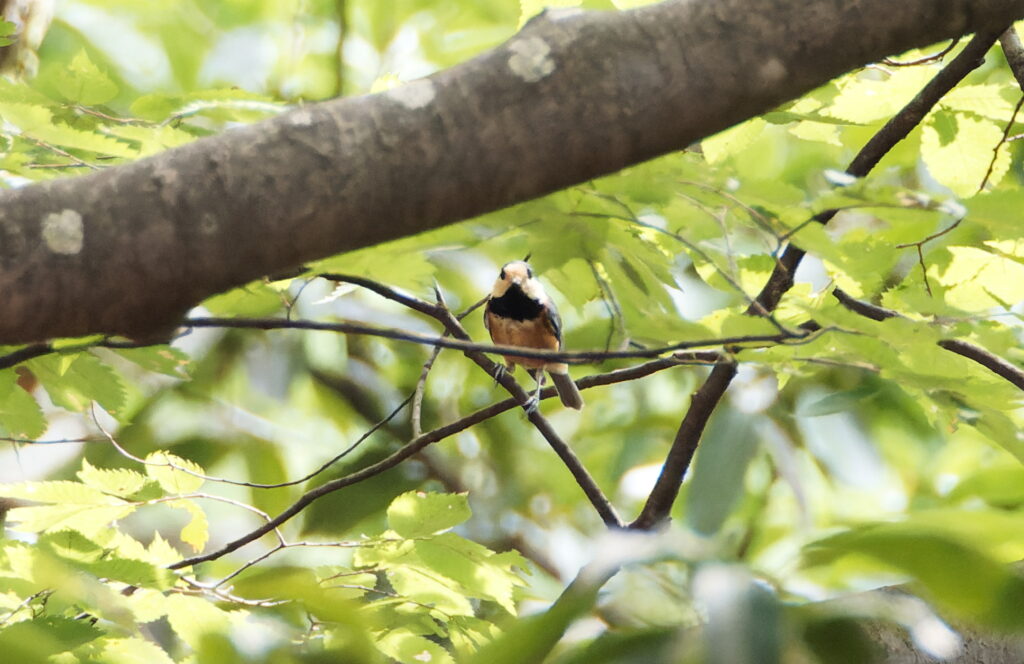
[2,0,1024,662]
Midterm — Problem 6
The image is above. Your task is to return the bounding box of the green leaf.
[95,637,175,664]
[0,617,102,661]
[825,68,933,124]
[144,451,205,494]
[804,521,1024,629]
[935,245,1024,311]
[387,491,472,538]
[377,629,455,664]
[77,460,150,498]
[466,578,600,664]
[413,534,527,613]
[170,499,209,553]
[518,0,581,28]
[694,565,781,664]
[702,118,767,165]
[56,50,119,105]
[0,370,45,438]
[8,503,136,537]
[948,467,1024,508]
[800,385,879,417]
[165,594,241,649]
[921,112,1008,196]
[28,353,127,418]
[110,345,191,378]
[1,480,111,504]
[686,412,759,535]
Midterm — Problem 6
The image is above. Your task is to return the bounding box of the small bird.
[484,260,584,411]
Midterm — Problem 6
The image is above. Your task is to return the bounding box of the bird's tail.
[550,372,584,410]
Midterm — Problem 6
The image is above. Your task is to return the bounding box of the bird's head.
[491,260,544,299]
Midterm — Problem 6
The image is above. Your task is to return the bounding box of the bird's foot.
[493,365,508,385]
[522,395,539,415]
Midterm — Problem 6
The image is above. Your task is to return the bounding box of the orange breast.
[487,314,559,370]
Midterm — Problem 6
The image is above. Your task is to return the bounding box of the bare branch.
[831,289,1024,391]
[881,37,961,67]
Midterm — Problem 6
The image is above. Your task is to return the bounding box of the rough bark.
[1,0,1023,344]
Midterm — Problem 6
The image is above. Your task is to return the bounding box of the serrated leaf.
[100,124,196,156]
[922,112,1008,196]
[414,534,526,613]
[941,84,1016,122]
[110,345,191,378]
[386,560,474,616]
[1,480,111,504]
[387,491,471,538]
[28,353,128,418]
[702,118,767,165]
[8,503,135,536]
[57,50,119,105]
[825,68,933,124]
[0,369,45,438]
[169,499,209,553]
[144,452,205,493]
[0,616,103,661]
[936,246,1024,311]
[77,460,149,498]
[378,629,455,664]
[800,385,879,417]
[96,636,175,664]
[165,594,240,648]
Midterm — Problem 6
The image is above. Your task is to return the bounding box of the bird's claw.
[493,365,508,385]
[522,395,539,415]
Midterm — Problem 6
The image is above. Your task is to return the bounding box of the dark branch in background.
[628,29,1006,530]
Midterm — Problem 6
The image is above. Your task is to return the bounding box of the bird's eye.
[526,267,533,278]
[499,269,507,280]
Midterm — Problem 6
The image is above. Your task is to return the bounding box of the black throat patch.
[487,284,544,321]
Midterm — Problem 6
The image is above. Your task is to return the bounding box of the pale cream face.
[491,261,548,301]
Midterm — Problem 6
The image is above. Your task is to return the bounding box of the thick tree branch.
[2,1,1022,344]
[629,29,1006,530]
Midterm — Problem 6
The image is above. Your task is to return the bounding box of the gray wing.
[541,298,563,346]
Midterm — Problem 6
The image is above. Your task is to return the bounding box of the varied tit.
[484,260,584,411]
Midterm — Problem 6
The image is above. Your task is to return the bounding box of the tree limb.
[2,0,1022,344]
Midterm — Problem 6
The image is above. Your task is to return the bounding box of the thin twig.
[881,37,961,67]
[895,217,964,297]
[978,94,1024,192]
[588,259,626,352]
[831,288,1024,391]
[182,315,806,364]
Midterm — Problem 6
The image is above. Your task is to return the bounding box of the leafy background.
[2,1,1024,662]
